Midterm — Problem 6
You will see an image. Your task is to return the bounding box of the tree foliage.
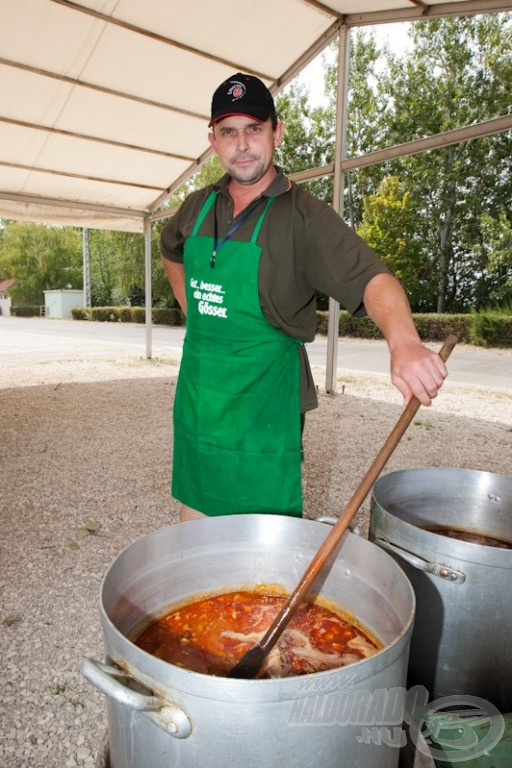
[0,222,82,304]
[357,176,433,309]
[344,15,512,312]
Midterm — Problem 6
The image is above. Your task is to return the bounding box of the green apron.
[172,191,302,517]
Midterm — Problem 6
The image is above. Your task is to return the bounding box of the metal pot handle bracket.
[317,516,361,536]
[81,659,192,738]
[374,537,466,584]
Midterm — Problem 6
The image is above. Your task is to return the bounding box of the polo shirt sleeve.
[303,203,391,317]
[160,188,214,264]
[160,204,186,264]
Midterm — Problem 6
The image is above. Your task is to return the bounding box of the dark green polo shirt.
[160,167,390,411]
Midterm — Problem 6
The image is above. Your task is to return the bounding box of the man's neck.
[228,167,277,217]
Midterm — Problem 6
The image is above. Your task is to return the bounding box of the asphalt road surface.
[1,316,510,390]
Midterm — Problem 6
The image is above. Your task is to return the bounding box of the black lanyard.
[211,195,263,269]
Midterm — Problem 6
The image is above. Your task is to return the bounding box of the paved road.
[1,316,510,390]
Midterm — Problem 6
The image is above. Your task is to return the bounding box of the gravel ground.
[0,334,511,767]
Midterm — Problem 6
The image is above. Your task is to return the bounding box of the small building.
[44,289,85,319]
[0,278,16,316]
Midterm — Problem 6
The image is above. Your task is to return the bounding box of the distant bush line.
[316,311,511,348]
[9,305,511,348]
[70,306,185,326]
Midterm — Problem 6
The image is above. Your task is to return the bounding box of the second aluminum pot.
[83,514,416,768]
[370,467,512,713]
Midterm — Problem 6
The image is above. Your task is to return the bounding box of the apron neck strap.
[191,191,217,236]
[250,197,274,244]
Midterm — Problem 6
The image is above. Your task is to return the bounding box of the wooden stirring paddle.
[228,335,458,679]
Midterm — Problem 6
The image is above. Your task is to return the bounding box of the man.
[161,72,447,523]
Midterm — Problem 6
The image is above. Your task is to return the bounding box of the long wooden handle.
[258,334,458,655]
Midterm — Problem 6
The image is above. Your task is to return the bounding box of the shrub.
[117,307,133,323]
[11,305,41,317]
[412,314,472,344]
[339,313,382,339]
[90,307,119,322]
[316,312,329,335]
[471,311,512,348]
[316,310,510,346]
[317,311,382,339]
[66,304,511,347]
[152,308,184,326]
[71,307,89,320]
[131,307,146,324]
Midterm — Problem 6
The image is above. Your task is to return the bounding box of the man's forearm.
[362,273,420,351]
[362,273,448,406]
[161,256,187,315]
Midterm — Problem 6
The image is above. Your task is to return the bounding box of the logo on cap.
[227,81,246,101]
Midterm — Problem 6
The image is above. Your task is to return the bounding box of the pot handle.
[374,537,466,584]
[317,516,361,536]
[81,659,192,738]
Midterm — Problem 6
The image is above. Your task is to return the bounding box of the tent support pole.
[326,25,350,394]
[144,215,152,359]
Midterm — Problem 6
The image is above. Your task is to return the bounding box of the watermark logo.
[288,682,505,763]
[407,688,505,763]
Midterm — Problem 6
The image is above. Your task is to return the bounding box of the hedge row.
[71,306,185,326]
[12,303,511,347]
[471,312,512,348]
[316,310,512,348]
[10,305,42,317]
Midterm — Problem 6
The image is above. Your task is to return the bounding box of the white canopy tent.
[1,0,511,376]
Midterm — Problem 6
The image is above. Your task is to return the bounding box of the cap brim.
[208,111,269,128]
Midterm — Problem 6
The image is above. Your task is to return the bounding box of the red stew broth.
[134,587,381,679]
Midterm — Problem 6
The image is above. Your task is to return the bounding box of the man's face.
[208,115,284,186]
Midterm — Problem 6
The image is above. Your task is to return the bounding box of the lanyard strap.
[211,195,274,268]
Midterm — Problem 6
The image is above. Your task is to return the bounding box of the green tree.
[88,229,118,306]
[275,81,332,201]
[318,32,392,225]
[344,31,391,227]
[88,226,176,308]
[380,14,512,311]
[0,222,82,304]
[472,211,512,307]
[357,176,434,310]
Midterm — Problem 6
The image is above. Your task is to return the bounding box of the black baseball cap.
[209,73,275,127]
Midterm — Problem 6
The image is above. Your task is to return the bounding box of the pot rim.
[98,518,416,701]
[371,467,512,566]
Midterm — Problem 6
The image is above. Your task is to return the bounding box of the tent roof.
[1,0,511,232]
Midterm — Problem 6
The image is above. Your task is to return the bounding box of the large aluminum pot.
[82,514,416,768]
[369,467,512,713]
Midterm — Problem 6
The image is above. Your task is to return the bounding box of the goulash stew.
[135,588,381,678]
